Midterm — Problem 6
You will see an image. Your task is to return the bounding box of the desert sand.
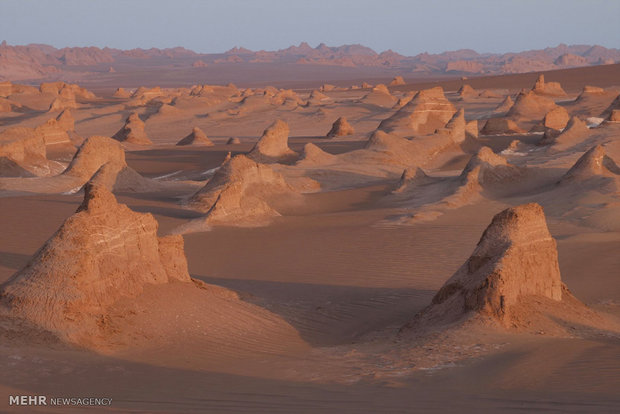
[0,60,619,413]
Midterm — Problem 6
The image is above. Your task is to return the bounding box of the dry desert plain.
[0,64,620,412]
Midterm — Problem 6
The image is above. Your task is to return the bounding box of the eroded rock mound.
[493,96,514,113]
[457,84,478,100]
[389,76,405,86]
[305,90,330,106]
[437,108,466,142]
[186,155,294,228]
[411,204,569,328]
[62,136,159,192]
[176,127,214,146]
[326,117,355,138]
[560,145,620,183]
[63,136,126,179]
[508,90,559,122]
[297,143,337,166]
[543,106,570,130]
[247,120,298,163]
[0,184,190,345]
[113,88,131,98]
[480,118,525,135]
[359,84,397,107]
[607,109,620,122]
[540,116,590,148]
[0,127,49,177]
[532,74,566,96]
[112,113,152,145]
[461,147,523,185]
[56,109,75,132]
[379,87,456,135]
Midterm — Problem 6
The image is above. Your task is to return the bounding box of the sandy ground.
[1,65,620,412]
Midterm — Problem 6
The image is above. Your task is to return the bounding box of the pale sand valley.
[0,47,620,412]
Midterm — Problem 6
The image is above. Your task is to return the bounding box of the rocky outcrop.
[411,204,567,328]
[0,183,191,345]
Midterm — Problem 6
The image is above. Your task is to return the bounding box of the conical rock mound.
[305,90,330,106]
[493,96,514,113]
[112,113,152,145]
[176,127,213,146]
[247,120,298,163]
[326,117,355,137]
[480,118,525,135]
[393,167,434,193]
[0,183,190,344]
[412,204,567,328]
[461,146,523,185]
[438,108,466,142]
[297,143,337,166]
[56,109,75,132]
[560,145,620,182]
[458,84,477,100]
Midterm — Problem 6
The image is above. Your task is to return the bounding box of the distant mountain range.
[1,41,618,83]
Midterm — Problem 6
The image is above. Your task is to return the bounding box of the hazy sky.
[1,0,618,55]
